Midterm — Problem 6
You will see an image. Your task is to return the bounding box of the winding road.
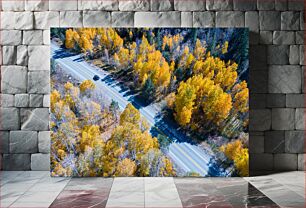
[51,43,221,176]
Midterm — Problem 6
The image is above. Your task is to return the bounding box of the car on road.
[93,75,100,81]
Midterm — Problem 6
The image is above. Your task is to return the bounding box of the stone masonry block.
[0,94,14,107]
[249,135,264,154]
[300,45,304,65]
[249,93,266,109]
[1,66,27,94]
[216,11,244,27]
[78,0,119,10]
[298,154,305,170]
[1,12,15,29]
[233,0,256,10]
[281,11,300,30]
[285,131,304,153]
[83,11,111,27]
[300,12,304,30]
[10,131,38,153]
[15,12,34,30]
[273,31,295,45]
[295,108,305,130]
[0,108,20,130]
[249,70,268,93]
[257,0,274,10]
[28,71,50,94]
[119,0,150,11]
[43,95,50,108]
[288,0,304,11]
[60,11,83,27]
[193,12,215,27]
[286,94,304,108]
[289,45,300,64]
[3,154,31,170]
[245,11,259,32]
[269,65,301,93]
[296,31,304,44]
[34,11,60,29]
[2,46,17,65]
[23,30,43,45]
[29,94,44,107]
[0,131,9,153]
[206,0,233,10]
[266,94,285,108]
[249,45,267,68]
[151,0,173,11]
[275,0,287,11]
[249,109,271,131]
[49,0,78,11]
[2,1,24,11]
[267,45,289,64]
[26,0,49,11]
[28,46,50,71]
[260,31,272,44]
[1,30,22,45]
[21,108,49,131]
[174,0,205,11]
[15,94,29,107]
[250,153,273,171]
[135,12,180,27]
[274,154,297,170]
[264,131,285,153]
[43,30,50,45]
[272,108,295,130]
[17,45,28,66]
[31,153,50,171]
[38,131,50,153]
[259,11,281,30]
[181,12,192,27]
[112,12,134,27]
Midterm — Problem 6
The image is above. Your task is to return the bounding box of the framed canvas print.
[50,28,249,177]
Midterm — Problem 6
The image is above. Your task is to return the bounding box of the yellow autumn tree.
[65,29,79,49]
[115,158,137,176]
[79,80,96,94]
[174,82,196,126]
[220,140,249,176]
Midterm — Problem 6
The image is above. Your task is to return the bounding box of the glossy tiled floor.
[1,171,305,208]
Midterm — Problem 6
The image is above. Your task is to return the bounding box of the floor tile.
[27,177,70,192]
[145,190,182,208]
[65,177,113,191]
[111,177,144,192]
[9,191,60,208]
[145,177,177,192]
[106,192,144,208]
[50,190,109,208]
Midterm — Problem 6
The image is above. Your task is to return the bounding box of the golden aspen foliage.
[120,103,141,125]
[65,29,79,49]
[79,125,103,152]
[193,39,206,59]
[50,90,61,113]
[79,35,93,52]
[220,140,249,176]
[174,82,197,126]
[222,41,229,54]
[115,158,137,176]
[232,81,249,114]
[118,47,130,67]
[79,80,96,93]
[166,92,176,109]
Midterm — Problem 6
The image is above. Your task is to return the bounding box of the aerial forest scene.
[50,28,249,177]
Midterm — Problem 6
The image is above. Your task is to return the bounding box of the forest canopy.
[51,28,249,177]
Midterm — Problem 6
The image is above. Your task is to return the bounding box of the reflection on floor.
[1,171,304,208]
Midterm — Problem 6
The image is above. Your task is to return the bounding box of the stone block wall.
[0,0,304,174]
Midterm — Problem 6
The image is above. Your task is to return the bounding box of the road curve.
[51,43,219,176]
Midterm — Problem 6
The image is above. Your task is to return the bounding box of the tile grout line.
[48,176,72,207]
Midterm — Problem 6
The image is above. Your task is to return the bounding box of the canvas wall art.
[50,28,249,177]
